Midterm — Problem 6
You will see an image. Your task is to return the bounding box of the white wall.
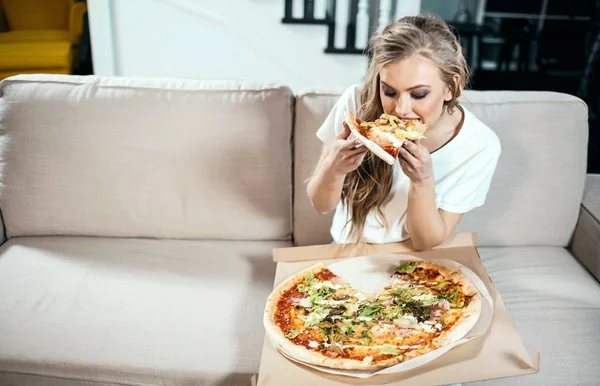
[88,0,376,92]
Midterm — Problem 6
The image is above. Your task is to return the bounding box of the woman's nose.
[395,95,412,117]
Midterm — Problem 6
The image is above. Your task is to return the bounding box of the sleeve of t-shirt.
[438,138,502,214]
[315,85,360,147]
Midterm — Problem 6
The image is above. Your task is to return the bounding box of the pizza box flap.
[257,232,540,385]
[272,233,478,262]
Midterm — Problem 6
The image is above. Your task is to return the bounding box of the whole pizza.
[264,260,481,370]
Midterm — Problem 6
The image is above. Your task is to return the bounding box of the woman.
[307,15,501,250]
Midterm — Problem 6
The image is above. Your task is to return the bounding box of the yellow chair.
[0,0,87,80]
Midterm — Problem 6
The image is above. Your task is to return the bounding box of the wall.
[88,0,375,92]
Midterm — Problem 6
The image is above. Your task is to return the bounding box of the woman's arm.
[400,141,463,250]
[307,150,345,214]
[407,179,463,250]
[307,123,368,214]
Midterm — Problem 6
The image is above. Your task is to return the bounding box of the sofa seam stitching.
[0,79,292,94]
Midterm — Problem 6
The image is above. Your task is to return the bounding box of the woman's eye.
[412,93,428,100]
[383,90,396,97]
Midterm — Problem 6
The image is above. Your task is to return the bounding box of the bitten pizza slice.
[344,111,427,165]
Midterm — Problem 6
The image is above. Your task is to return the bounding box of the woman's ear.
[445,75,460,102]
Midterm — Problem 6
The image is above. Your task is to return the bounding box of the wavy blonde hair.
[342,15,470,242]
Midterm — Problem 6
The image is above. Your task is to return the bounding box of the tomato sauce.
[315,269,336,282]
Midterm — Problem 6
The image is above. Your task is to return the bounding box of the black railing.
[281,0,491,65]
[283,0,384,54]
[282,0,330,25]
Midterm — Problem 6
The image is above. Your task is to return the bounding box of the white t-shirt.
[316,84,501,244]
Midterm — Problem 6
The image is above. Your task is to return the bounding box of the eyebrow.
[381,81,431,91]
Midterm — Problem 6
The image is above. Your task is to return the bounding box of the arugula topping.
[431,281,450,290]
[299,297,313,308]
[308,285,334,305]
[324,305,346,320]
[394,261,417,274]
[357,302,383,318]
[379,345,401,356]
[359,329,372,345]
[304,308,329,327]
[392,287,421,304]
[382,305,402,321]
[400,300,432,323]
[285,328,300,339]
[296,283,309,293]
[439,289,460,304]
[304,273,319,285]
[340,324,355,335]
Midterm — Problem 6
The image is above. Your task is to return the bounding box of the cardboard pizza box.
[255,232,540,385]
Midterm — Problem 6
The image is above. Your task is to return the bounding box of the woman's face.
[379,54,453,128]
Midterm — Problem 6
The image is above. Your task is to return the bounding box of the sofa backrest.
[0,75,293,241]
[294,89,589,247]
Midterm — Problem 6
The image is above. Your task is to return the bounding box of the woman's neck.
[421,105,464,153]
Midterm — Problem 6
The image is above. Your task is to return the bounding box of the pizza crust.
[344,111,397,165]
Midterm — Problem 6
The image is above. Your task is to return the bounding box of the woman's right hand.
[323,122,369,179]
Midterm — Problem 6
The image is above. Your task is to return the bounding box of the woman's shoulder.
[460,104,501,156]
[337,83,362,109]
[316,84,363,143]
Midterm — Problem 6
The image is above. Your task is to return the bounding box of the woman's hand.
[399,140,434,185]
[324,122,369,180]
[306,123,368,214]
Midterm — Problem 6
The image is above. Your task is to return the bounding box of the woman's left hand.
[398,141,434,185]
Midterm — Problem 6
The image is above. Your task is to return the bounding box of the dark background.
[448,0,599,173]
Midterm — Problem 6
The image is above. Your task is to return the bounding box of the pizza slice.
[344,111,428,165]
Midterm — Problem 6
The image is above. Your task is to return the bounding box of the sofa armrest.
[570,174,600,282]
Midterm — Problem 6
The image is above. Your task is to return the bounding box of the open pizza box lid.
[255,232,540,385]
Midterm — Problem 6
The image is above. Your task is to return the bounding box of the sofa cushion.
[0,236,289,385]
[0,75,293,241]
[293,89,588,247]
[474,246,600,385]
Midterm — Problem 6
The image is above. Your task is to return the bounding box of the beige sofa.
[0,74,598,385]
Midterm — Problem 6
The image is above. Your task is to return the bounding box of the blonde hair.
[342,14,470,242]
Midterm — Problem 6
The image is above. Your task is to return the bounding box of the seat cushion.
[473,247,600,385]
[0,237,291,385]
[0,42,72,70]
